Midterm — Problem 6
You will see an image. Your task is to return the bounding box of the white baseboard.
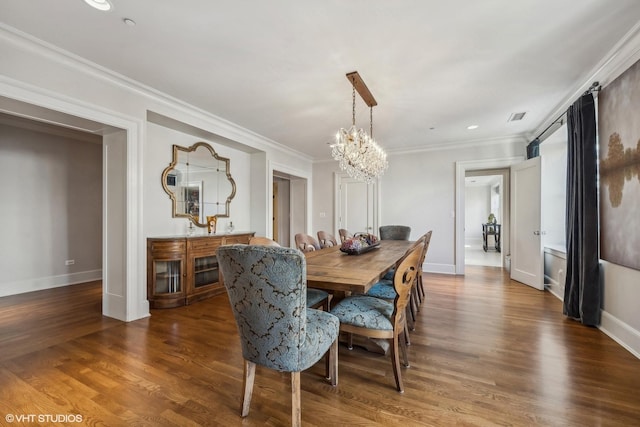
[0,270,102,298]
[424,263,456,275]
[545,286,639,360]
[545,276,564,301]
[599,310,640,360]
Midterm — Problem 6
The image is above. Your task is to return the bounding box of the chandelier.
[331,72,388,183]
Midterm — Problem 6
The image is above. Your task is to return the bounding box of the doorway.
[272,170,307,248]
[455,157,522,275]
[273,175,290,246]
[0,92,142,321]
[464,172,504,267]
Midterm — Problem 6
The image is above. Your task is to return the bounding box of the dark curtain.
[563,93,600,326]
[526,138,540,159]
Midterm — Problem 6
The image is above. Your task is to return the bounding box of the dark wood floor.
[1,268,639,426]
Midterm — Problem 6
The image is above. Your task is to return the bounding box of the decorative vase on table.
[339,233,380,255]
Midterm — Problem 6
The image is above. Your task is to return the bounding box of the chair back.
[317,231,338,248]
[295,233,320,252]
[420,231,433,267]
[338,229,353,243]
[391,241,424,330]
[379,225,411,240]
[217,245,309,372]
[249,236,280,247]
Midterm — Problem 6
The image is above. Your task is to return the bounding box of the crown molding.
[530,21,640,142]
[0,24,313,163]
[313,134,527,163]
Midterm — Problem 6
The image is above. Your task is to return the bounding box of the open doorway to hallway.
[464,171,505,267]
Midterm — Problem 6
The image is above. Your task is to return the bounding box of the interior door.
[510,156,544,290]
[336,175,377,236]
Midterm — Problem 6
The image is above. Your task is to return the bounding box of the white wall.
[0,27,313,320]
[0,121,102,297]
[465,185,491,243]
[313,141,525,273]
[144,123,252,237]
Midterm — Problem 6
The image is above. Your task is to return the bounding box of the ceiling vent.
[508,112,527,122]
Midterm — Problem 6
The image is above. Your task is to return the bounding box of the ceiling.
[2,0,640,160]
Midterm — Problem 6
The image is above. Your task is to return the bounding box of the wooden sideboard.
[147,232,254,308]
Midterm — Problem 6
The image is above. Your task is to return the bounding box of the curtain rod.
[534,81,601,143]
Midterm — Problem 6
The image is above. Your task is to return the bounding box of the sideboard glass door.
[193,255,219,288]
[154,260,182,293]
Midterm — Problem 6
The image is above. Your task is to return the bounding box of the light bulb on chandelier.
[330,72,388,183]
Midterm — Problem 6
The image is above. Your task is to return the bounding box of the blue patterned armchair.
[217,244,339,426]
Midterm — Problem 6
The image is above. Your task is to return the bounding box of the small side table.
[482,223,501,252]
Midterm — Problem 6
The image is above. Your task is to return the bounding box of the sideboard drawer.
[189,238,222,252]
[150,240,186,255]
[224,235,251,245]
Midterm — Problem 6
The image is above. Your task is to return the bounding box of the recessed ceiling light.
[467,124,479,130]
[84,0,112,11]
[124,18,136,26]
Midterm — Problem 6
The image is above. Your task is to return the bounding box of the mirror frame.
[161,142,236,227]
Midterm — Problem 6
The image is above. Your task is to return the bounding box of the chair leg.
[418,274,425,301]
[405,305,415,334]
[412,285,420,315]
[347,333,353,350]
[327,338,338,386]
[399,330,409,368]
[389,335,404,393]
[404,321,411,346]
[241,360,256,417]
[291,371,301,427]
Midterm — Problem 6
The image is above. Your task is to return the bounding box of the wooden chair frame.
[339,242,424,392]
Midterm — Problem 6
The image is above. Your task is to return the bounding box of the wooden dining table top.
[304,240,414,294]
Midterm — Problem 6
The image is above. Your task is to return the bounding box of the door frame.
[455,157,523,275]
[269,162,311,248]
[1,78,146,321]
[334,172,379,238]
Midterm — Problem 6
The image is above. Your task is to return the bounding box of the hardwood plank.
[1,267,639,425]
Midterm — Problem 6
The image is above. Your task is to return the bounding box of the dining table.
[304,239,415,354]
[304,240,414,295]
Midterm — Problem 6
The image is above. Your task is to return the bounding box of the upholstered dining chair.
[379,225,411,240]
[249,236,330,311]
[295,233,320,252]
[338,229,353,243]
[217,245,340,426]
[330,241,424,393]
[317,231,338,248]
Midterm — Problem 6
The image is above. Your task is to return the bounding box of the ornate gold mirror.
[161,142,236,227]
